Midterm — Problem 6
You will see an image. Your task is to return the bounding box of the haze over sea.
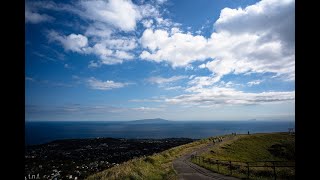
[25,120,294,145]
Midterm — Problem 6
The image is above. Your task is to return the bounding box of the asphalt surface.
[173,136,240,180]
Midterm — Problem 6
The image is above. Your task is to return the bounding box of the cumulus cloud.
[140,28,209,67]
[166,86,294,106]
[147,76,187,84]
[48,31,88,53]
[47,31,135,64]
[78,0,142,31]
[87,77,129,90]
[140,0,295,83]
[30,0,176,67]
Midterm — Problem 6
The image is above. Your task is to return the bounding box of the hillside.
[200,132,295,162]
[193,132,295,179]
[86,133,295,180]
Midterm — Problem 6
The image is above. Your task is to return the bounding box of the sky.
[25,0,295,121]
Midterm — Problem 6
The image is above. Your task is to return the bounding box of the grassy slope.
[86,136,225,180]
[193,132,295,179]
[201,132,295,162]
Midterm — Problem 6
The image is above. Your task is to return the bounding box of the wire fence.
[191,155,295,180]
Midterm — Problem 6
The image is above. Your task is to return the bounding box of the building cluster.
[25,138,194,179]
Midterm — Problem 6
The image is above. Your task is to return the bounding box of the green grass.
[192,132,295,180]
[86,135,230,180]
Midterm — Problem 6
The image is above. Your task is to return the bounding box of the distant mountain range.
[125,118,171,124]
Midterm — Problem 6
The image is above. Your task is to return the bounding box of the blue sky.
[25,0,295,121]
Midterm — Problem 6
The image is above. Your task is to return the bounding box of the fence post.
[229,161,232,175]
[246,162,250,179]
[272,162,276,180]
[217,160,220,172]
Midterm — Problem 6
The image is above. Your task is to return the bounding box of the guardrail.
[191,155,295,180]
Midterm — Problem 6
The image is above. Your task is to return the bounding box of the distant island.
[125,118,171,124]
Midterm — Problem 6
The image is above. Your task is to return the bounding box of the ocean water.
[25,121,295,145]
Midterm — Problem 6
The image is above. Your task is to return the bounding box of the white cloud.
[88,43,134,65]
[114,50,134,60]
[141,19,154,28]
[139,4,160,18]
[103,38,137,51]
[165,86,294,106]
[198,64,206,69]
[25,7,54,24]
[90,43,113,57]
[131,107,164,112]
[34,0,174,67]
[48,31,136,65]
[147,76,187,84]
[170,27,182,34]
[188,76,221,88]
[155,17,176,28]
[247,80,263,86]
[140,0,295,83]
[78,0,141,31]
[164,86,183,91]
[88,61,100,68]
[219,81,241,88]
[140,29,208,67]
[195,30,202,35]
[155,0,168,4]
[48,31,88,53]
[185,65,194,71]
[87,77,129,90]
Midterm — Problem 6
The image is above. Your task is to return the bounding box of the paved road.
[173,136,240,180]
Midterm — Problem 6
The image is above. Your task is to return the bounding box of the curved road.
[173,136,240,180]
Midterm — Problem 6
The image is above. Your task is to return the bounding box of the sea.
[25,120,295,145]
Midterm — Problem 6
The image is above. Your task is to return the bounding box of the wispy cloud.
[147,75,187,84]
[164,86,183,91]
[165,87,295,106]
[25,77,73,87]
[87,77,130,90]
[25,5,54,24]
[247,80,263,86]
